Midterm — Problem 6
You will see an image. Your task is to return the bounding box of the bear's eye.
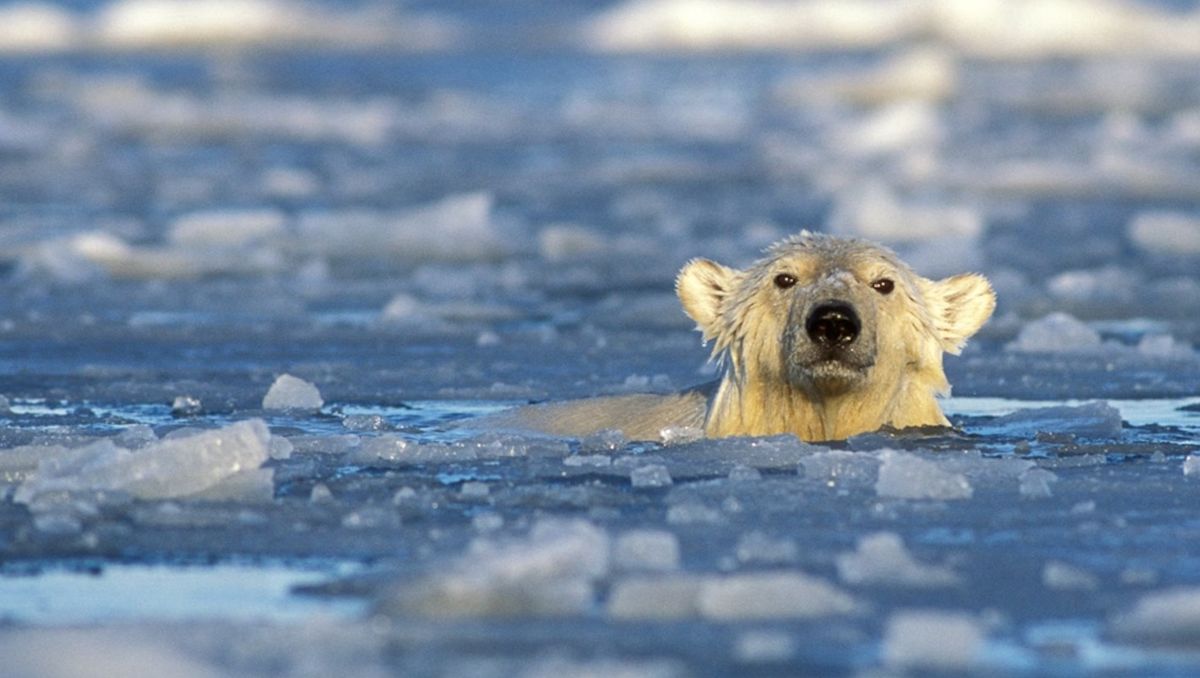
[871,278,895,295]
[774,273,797,289]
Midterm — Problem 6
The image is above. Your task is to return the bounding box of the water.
[1,0,1200,676]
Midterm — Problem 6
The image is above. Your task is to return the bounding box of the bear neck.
[704,364,950,442]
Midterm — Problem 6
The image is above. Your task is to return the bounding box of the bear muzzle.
[785,298,877,394]
[805,302,861,347]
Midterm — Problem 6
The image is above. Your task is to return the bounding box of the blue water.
[0,1,1200,675]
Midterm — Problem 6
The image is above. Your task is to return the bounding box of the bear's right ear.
[676,258,737,336]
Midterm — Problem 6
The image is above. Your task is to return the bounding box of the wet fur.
[494,232,994,442]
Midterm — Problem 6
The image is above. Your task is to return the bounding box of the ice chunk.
[309,483,334,503]
[296,193,508,263]
[586,0,1200,58]
[520,655,687,678]
[829,182,982,242]
[170,395,202,417]
[93,0,460,51]
[607,575,705,620]
[563,454,612,468]
[659,426,704,446]
[697,572,856,620]
[1042,561,1099,591]
[672,435,823,470]
[821,46,959,105]
[1006,312,1102,353]
[799,450,879,487]
[981,402,1123,439]
[1111,587,1200,646]
[168,208,286,248]
[261,374,323,411]
[460,481,490,498]
[630,464,673,488]
[665,501,723,525]
[30,230,285,281]
[0,4,78,52]
[538,224,607,261]
[875,450,973,500]
[835,104,945,157]
[836,532,960,588]
[186,468,274,503]
[1184,455,1200,476]
[1137,334,1195,360]
[380,519,609,618]
[581,429,627,453]
[1128,211,1200,255]
[1046,266,1138,306]
[0,628,227,678]
[728,464,761,482]
[613,530,681,571]
[585,0,919,52]
[734,630,797,663]
[611,571,853,621]
[16,419,272,503]
[882,610,984,670]
[735,531,798,565]
[1019,468,1058,498]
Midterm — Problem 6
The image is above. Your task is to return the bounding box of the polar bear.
[501,231,995,442]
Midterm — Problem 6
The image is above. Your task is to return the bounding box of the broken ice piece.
[170,395,202,417]
[836,532,960,588]
[16,419,273,503]
[262,374,324,411]
[882,610,985,670]
[875,450,973,500]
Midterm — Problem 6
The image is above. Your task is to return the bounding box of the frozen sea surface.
[3,1,1200,676]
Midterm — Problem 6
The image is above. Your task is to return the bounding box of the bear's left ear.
[676,257,737,339]
[923,273,996,354]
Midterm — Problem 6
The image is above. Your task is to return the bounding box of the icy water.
[3,0,1200,676]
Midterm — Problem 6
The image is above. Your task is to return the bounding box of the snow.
[874,450,973,500]
[882,610,985,670]
[261,374,323,411]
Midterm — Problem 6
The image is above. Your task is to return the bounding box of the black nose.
[806,303,861,347]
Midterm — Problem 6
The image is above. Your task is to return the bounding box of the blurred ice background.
[1,1,1200,675]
